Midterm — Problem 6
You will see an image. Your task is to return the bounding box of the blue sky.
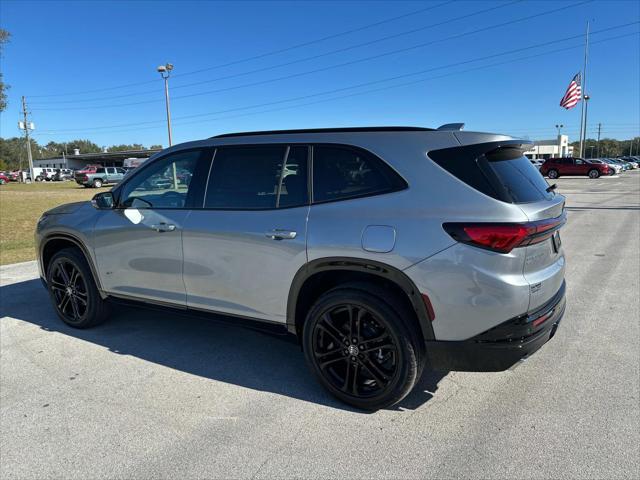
[1,0,638,148]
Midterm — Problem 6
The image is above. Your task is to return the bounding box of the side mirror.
[91,192,115,210]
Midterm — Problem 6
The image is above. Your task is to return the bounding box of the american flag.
[560,73,582,109]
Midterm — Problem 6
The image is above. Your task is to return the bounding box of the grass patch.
[0,181,105,265]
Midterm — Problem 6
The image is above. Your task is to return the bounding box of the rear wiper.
[546,183,557,193]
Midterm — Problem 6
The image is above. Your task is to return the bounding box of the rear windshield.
[429,144,553,204]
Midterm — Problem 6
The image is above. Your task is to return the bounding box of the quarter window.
[204,145,308,209]
[312,145,406,203]
[119,150,200,209]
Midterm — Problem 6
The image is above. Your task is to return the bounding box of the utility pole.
[19,96,35,183]
[578,21,590,158]
[596,123,601,158]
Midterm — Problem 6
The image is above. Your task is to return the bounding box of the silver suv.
[36,126,566,410]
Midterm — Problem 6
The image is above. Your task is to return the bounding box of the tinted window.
[313,145,405,203]
[119,150,201,209]
[486,153,553,203]
[430,145,552,203]
[96,168,105,174]
[205,145,308,209]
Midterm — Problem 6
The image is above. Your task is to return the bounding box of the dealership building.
[524,135,573,160]
[32,148,161,170]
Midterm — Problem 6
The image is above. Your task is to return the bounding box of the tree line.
[571,137,640,158]
[0,137,163,171]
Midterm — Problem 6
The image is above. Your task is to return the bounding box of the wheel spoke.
[72,293,88,306]
[360,343,396,355]
[319,355,348,369]
[56,263,71,285]
[58,293,71,312]
[50,279,66,290]
[314,347,343,361]
[318,314,347,343]
[358,357,389,388]
[69,268,79,288]
[360,332,390,349]
[70,296,81,319]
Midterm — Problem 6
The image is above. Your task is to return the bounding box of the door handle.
[151,223,176,232]
[265,229,297,240]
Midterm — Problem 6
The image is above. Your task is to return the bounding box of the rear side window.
[429,144,552,203]
[312,145,406,203]
[204,145,309,209]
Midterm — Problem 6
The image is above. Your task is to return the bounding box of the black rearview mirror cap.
[91,192,115,210]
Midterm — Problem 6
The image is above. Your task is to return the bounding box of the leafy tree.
[107,144,145,152]
[65,139,102,154]
[0,29,10,112]
[149,144,163,150]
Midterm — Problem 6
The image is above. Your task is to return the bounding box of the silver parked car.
[36,125,566,410]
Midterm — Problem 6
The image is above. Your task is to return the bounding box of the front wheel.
[46,248,109,328]
[588,169,600,179]
[93,179,103,188]
[303,286,421,410]
[547,169,559,179]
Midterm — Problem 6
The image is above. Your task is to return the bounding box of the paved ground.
[1,172,639,479]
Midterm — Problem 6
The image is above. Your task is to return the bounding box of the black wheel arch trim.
[39,233,106,298]
[287,257,435,341]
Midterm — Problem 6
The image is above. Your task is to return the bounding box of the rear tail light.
[443,214,566,254]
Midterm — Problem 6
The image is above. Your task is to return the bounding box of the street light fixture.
[157,63,174,147]
[555,124,564,157]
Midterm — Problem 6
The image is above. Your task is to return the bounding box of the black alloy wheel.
[49,258,89,325]
[313,304,399,398]
[303,286,421,410]
[46,248,109,328]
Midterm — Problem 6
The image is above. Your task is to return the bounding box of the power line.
[31,0,517,105]
[28,1,455,99]
[34,24,639,135]
[33,1,594,111]
[34,30,639,137]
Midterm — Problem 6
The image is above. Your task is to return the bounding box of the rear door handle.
[265,229,297,240]
[151,223,176,233]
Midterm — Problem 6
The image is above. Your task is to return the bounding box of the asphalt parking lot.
[1,172,639,479]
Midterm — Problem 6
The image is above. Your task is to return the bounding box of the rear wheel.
[303,286,421,410]
[547,169,559,179]
[46,248,109,328]
[588,169,600,179]
[93,178,103,188]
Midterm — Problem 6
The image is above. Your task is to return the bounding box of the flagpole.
[578,21,590,158]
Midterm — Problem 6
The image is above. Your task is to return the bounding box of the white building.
[32,148,161,170]
[524,135,573,160]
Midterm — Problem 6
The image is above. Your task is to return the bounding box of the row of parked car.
[532,156,639,179]
[0,165,137,187]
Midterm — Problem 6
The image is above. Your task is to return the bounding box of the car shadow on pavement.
[0,278,448,413]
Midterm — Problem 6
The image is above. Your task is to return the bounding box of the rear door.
[182,144,310,323]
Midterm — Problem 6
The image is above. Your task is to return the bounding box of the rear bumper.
[425,281,566,372]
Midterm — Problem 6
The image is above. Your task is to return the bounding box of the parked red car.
[539,157,610,179]
[0,173,10,185]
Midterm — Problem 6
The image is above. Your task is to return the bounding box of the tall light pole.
[555,124,564,157]
[157,63,174,147]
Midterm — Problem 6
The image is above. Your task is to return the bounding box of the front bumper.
[425,281,566,372]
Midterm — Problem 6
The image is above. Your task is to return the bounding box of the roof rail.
[212,126,435,138]
[437,123,465,131]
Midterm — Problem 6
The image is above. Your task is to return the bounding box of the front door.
[93,149,208,305]
[182,144,310,323]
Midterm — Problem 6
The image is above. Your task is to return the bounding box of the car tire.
[93,179,103,188]
[302,285,422,410]
[547,169,559,179]
[588,169,600,179]
[35,176,43,182]
[46,247,110,329]
[0,179,5,185]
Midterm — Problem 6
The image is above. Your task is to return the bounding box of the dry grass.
[0,181,105,265]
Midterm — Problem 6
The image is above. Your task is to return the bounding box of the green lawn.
[0,181,106,265]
